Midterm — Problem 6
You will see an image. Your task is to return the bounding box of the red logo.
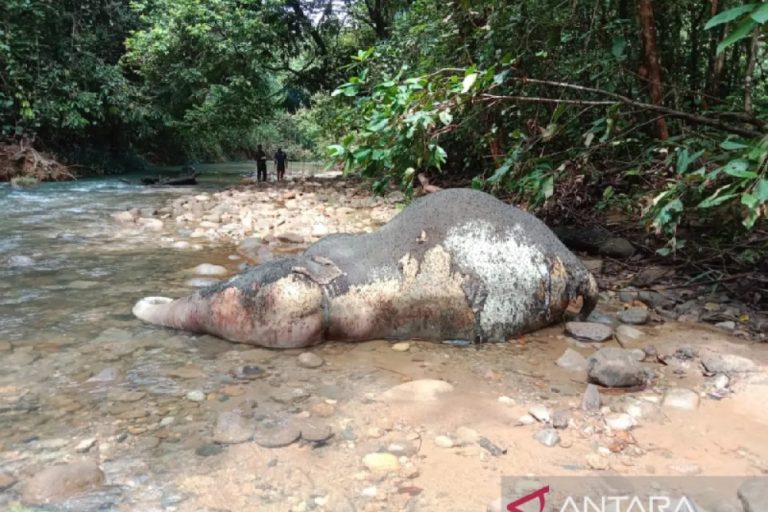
[506,485,550,512]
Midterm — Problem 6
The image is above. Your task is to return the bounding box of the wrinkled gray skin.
[133,189,598,348]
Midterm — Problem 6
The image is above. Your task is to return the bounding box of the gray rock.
[587,347,646,388]
[662,388,700,411]
[192,263,227,276]
[552,410,570,429]
[254,424,301,448]
[565,322,613,342]
[617,308,649,325]
[276,232,305,244]
[586,311,616,326]
[556,348,587,371]
[534,428,560,447]
[528,405,552,423]
[22,460,105,505]
[598,238,635,258]
[615,325,644,345]
[715,321,736,331]
[739,478,768,512]
[186,390,205,402]
[701,353,757,374]
[581,384,602,412]
[297,352,324,368]
[195,443,224,457]
[300,421,333,443]
[604,413,635,431]
[213,411,255,444]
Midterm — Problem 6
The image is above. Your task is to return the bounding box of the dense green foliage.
[1,0,767,255]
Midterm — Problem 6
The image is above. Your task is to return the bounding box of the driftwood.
[140,171,199,186]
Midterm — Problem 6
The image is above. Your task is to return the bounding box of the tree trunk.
[637,0,669,140]
[744,31,759,114]
[706,0,727,101]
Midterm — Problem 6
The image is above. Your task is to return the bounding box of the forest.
[1,0,767,267]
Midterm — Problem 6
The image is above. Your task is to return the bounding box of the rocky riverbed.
[2,176,768,511]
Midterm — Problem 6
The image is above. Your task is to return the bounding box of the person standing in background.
[274,148,287,181]
[253,145,268,182]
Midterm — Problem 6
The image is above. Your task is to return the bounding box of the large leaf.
[705,4,757,29]
[461,73,478,93]
[717,17,758,54]
[720,158,757,178]
[756,179,768,201]
[720,139,749,150]
[750,3,768,23]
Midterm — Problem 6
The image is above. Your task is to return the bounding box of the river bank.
[2,174,768,511]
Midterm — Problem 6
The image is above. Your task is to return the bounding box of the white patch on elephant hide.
[444,220,549,338]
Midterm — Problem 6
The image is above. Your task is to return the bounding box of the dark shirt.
[274,151,287,170]
[254,149,267,170]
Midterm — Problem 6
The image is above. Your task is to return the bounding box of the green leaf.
[750,3,768,23]
[541,175,554,199]
[741,192,759,209]
[326,144,345,157]
[471,176,484,189]
[721,158,757,178]
[698,192,737,209]
[487,161,512,184]
[611,36,626,60]
[461,73,477,93]
[705,4,757,29]
[756,179,768,201]
[438,110,453,125]
[720,140,749,150]
[367,118,388,132]
[716,18,758,54]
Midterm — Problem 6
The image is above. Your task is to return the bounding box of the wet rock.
[662,388,700,411]
[195,443,224,457]
[186,390,205,402]
[598,238,635,258]
[605,413,635,431]
[715,321,736,331]
[86,367,120,383]
[22,460,105,505]
[617,308,649,325]
[587,347,646,388]
[138,217,163,231]
[0,472,17,491]
[270,387,310,404]
[213,411,255,444]
[528,405,552,423]
[112,390,146,402]
[363,452,399,472]
[185,277,219,288]
[391,342,410,352]
[434,435,454,448]
[701,353,757,374]
[552,410,570,429]
[581,384,602,412]
[192,263,227,276]
[556,348,588,371]
[234,364,265,380]
[565,322,613,342]
[277,232,305,244]
[739,479,768,512]
[111,211,136,224]
[297,352,324,368]
[380,379,454,402]
[586,310,616,326]
[254,424,301,448]
[534,428,560,447]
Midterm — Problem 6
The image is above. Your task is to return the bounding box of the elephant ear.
[291,256,344,285]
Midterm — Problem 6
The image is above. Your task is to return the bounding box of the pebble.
[552,410,570,429]
[391,342,410,352]
[160,416,175,427]
[213,411,255,444]
[518,414,536,425]
[715,321,736,331]
[300,422,333,442]
[618,307,650,325]
[380,379,454,402]
[434,435,454,448]
[75,438,97,453]
[604,413,635,431]
[86,367,119,383]
[363,452,400,472]
[565,322,613,342]
[456,427,480,444]
[712,374,730,390]
[579,385,600,415]
[192,263,228,276]
[556,348,588,371]
[186,390,205,402]
[528,405,552,423]
[586,453,609,470]
[254,424,302,448]
[297,352,324,368]
[668,462,702,476]
[534,428,560,447]
[22,460,105,505]
[195,443,224,457]
[497,396,515,406]
[701,353,757,374]
[662,388,700,411]
[310,402,336,417]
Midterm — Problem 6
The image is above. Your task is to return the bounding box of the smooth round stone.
[615,325,645,344]
[195,443,224,457]
[556,348,588,371]
[192,263,228,276]
[618,308,650,325]
[434,435,454,448]
[534,428,560,447]
[456,427,480,444]
[528,405,552,423]
[213,412,255,444]
[391,342,410,352]
[297,352,324,368]
[363,452,400,472]
[254,424,301,448]
[22,461,105,505]
[186,390,205,402]
[662,388,700,411]
[605,413,636,431]
[300,422,333,442]
[565,322,613,342]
